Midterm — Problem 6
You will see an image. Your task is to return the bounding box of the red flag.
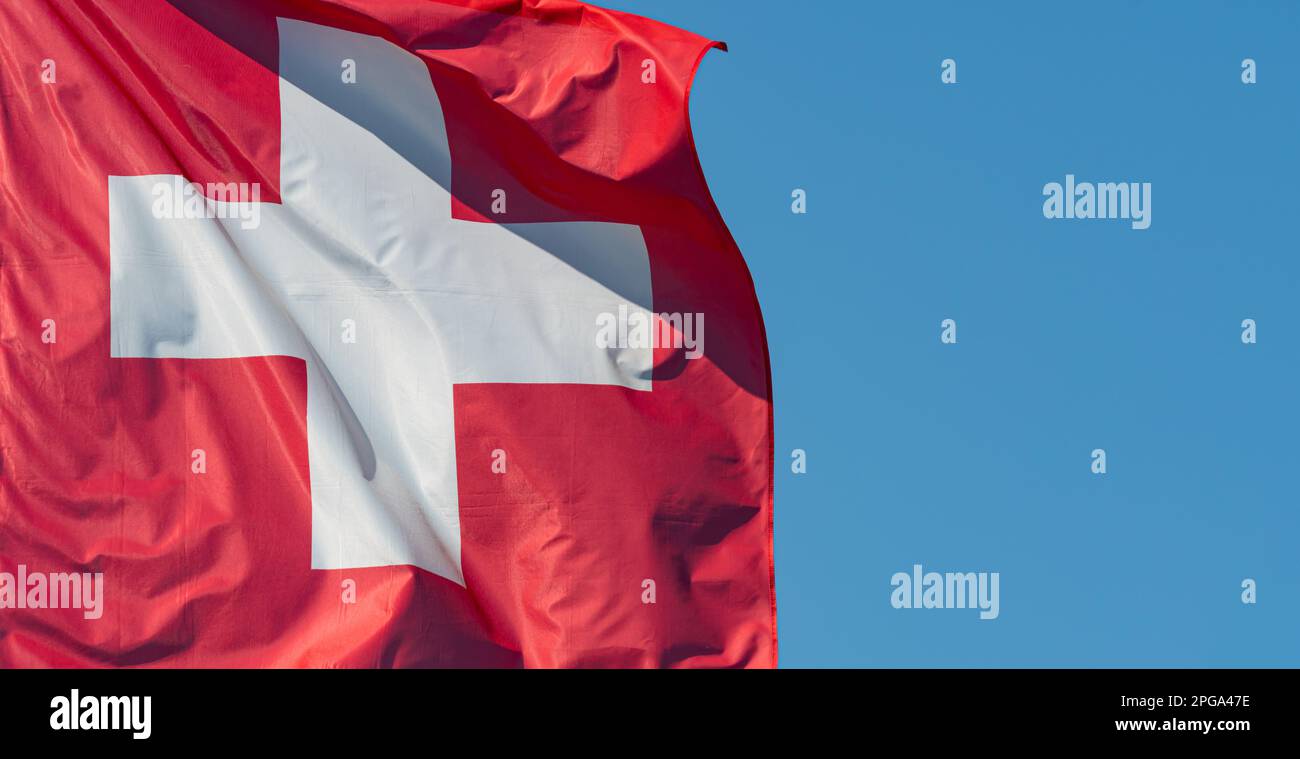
[0,0,774,667]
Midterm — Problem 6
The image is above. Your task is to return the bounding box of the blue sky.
[601,0,1300,666]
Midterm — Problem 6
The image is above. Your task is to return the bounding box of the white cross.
[108,18,653,586]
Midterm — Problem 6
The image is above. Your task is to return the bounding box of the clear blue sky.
[601,0,1300,666]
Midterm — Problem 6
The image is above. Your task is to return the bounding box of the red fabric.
[0,0,774,667]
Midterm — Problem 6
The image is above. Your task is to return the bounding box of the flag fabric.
[0,0,774,667]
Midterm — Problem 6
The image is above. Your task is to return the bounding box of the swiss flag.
[0,0,774,667]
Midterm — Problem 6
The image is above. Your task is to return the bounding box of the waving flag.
[0,0,773,667]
